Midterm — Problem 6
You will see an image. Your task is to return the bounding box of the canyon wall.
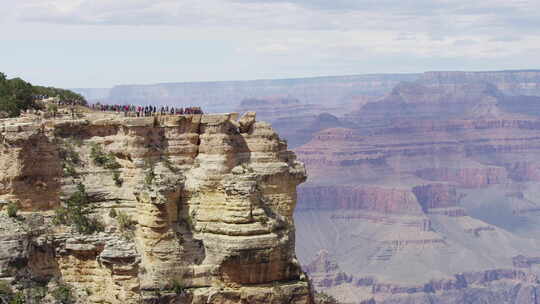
[293,77,540,304]
[0,112,312,304]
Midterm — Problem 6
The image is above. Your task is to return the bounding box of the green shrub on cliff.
[108,208,117,218]
[52,283,74,304]
[113,170,123,187]
[90,143,121,170]
[53,183,104,234]
[0,281,12,295]
[171,280,184,295]
[58,139,82,178]
[144,159,156,186]
[6,202,18,218]
[9,292,24,304]
[116,211,134,231]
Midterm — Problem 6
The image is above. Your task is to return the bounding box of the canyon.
[292,72,540,303]
[71,69,540,303]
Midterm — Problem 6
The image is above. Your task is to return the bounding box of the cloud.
[3,0,540,88]
[15,0,305,28]
[453,39,478,47]
[7,0,537,48]
[490,35,522,42]
[7,0,540,62]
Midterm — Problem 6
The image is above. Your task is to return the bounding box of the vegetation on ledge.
[53,183,104,235]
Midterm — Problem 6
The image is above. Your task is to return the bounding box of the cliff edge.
[0,111,312,303]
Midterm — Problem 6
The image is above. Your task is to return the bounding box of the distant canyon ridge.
[74,70,540,113]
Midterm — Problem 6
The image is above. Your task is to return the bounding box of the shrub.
[116,211,134,232]
[58,141,81,165]
[72,211,104,235]
[259,216,269,226]
[171,280,184,295]
[113,171,123,187]
[9,292,24,304]
[52,206,70,225]
[144,160,156,186]
[90,143,121,169]
[52,284,73,304]
[183,215,193,229]
[28,286,47,302]
[90,143,107,166]
[116,211,135,239]
[6,202,18,218]
[104,153,121,170]
[109,208,117,218]
[58,139,81,178]
[63,164,78,178]
[53,183,104,235]
[0,280,12,295]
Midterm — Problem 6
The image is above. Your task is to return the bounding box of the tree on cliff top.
[0,72,86,117]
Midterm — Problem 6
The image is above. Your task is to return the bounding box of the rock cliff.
[0,111,312,304]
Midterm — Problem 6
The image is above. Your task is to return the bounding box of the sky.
[1,0,539,88]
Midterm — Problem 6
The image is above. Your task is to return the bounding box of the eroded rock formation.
[0,112,312,304]
[293,78,540,304]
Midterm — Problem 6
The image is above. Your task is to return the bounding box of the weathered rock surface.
[0,112,312,304]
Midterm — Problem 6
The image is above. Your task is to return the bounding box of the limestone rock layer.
[0,112,312,304]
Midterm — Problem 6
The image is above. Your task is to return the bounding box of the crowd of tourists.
[90,104,204,117]
[33,95,86,106]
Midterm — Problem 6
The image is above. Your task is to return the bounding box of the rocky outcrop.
[414,167,508,188]
[297,185,423,215]
[0,112,312,304]
[411,184,459,212]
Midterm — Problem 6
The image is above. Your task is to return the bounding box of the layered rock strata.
[293,80,540,303]
[0,112,312,304]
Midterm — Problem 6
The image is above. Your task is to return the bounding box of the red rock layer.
[297,185,423,215]
[411,184,459,211]
[414,167,507,188]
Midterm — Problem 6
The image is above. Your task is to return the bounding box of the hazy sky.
[1,0,539,88]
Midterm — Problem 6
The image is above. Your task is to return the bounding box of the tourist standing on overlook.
[89,103,204,116]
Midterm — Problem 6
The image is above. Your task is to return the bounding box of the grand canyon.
[76,70,540,303]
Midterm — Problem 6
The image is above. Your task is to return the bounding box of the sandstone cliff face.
[0,112,312,304]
